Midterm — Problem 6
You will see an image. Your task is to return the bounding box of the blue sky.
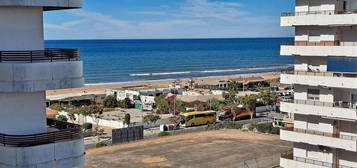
[44,0,294,40]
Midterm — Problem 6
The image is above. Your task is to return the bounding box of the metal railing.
[284,70,357,79]
[0,118,82,147]
[281,9,357,16]
[281,150,357,168]
[0,48,80,63]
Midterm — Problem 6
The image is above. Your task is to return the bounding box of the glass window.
[307,89,320,101]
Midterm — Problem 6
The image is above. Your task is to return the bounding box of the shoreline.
[47,72,280,96]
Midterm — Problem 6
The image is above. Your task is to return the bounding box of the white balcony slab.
[281,14,357,26]
[281,102,357,121]
[281,45,357,57]
[280,157,326,168]
[0,0,82,10]
[280,129,357,152]
[0,139,84,168]
[280,74,357,89]
[0,61,84,92]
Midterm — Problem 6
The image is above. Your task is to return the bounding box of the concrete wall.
[0,0,82,9]
[0,139,84,168]
[0,61,84,92]
[281,102,357,121]
[281,73,357,89]
[281,45,357,57]
[0,7,44,50]
[294,85,333,102]
[281,13,357,26]
[280,129,357,152]
[0,91,46,135]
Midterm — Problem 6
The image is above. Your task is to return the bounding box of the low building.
[195,80,231,90]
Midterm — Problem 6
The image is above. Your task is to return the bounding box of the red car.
[218,107,256,121]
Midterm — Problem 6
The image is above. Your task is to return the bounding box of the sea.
[45,38,357,85]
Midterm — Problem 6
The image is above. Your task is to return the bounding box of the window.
[307,89,320,101]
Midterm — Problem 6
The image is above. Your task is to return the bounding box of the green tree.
[56,115,68,122]
[240,95,257,112]
[223,89,239,105]
[143,114,161,126]
[118,98,133,108]
[103,95,118,108]
[227,81,242,91]
[208,99,225,111]
[258,91,278,106]
[124,113,131,126]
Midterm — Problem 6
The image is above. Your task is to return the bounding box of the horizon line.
[45,36,294,41]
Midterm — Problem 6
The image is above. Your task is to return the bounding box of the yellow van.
[179,111,217,127]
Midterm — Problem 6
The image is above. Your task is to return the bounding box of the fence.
[112,126,144,144]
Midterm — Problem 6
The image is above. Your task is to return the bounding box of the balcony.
[281,10,357,26]
[280,127,357,152]
[281,42,357,57]
[0,0,82,11]
[280,150,342,168]
[0,48,80,63]
[280,99,357,121]
[280,71,357,89]
[0,118,82,147]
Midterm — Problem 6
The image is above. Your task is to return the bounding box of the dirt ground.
[81,130,292,168]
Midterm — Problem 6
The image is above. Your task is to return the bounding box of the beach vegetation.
[158,131,171,137]
[227,81,243,91]
[56,115,68,122]
[239,95,257,112]
[118,98,133,108]
[223,89,239,105]
[143,114,161,126]
[103,95,118,108]
[257,91,278,106]
[207,99,226,111]
[124,113,131,126]
[49,103,75,112]
[82,123,93,130]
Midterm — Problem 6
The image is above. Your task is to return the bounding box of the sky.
[44,0,294,40]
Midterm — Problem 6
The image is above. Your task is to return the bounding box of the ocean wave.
[129,65,292,77]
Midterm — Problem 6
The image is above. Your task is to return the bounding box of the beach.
[47,72,280,96]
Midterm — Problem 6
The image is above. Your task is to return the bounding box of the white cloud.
[130,11,168,16]
[45,19,87,30]
[181,0,247,21]
[71,10,130,28]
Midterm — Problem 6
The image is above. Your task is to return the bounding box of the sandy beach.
[47,72,280,96]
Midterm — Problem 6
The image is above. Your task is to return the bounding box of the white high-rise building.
[280,1,357,168]
[0,1,84,167]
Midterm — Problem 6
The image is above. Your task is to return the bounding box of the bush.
[158,131,170,137]
[124,113,131,126]
[82,123,93,130]
[247,123,280,135]
[95,141,107,148]
[56,115,68,122]
[49,104,64,111]
[207,121,243,130]
[103,95,118,108]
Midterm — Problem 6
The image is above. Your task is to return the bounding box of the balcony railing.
[281,9,357,16]
[0,48,80,63]
[281,150,356,168]
[283,70,357,79]
[282,41,346,46]
[0,118,82,147]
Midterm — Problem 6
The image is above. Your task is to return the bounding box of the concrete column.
[0,6,44,50]
[0,91,46,135]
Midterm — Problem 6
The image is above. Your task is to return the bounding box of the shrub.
[49,104,64,111]
[103,95,118,108]
[158,131,170,137]
[124,113,131,126]
[207,121,243,130]
[95,141,107,148]
[56,115,68,122]
[82,123,93,130]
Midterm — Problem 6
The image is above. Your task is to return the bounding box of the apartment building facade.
[280,0,357,168]
[0,1,85,167]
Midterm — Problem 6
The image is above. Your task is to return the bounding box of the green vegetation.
[257,91,278,106]
[95,141,108,148]
[118,98,133,108]
[124,113,131,126]
[143,114,161,124]
[49,104,75,111]
[248,123,280,135]
[56,115,68,122]
[207,121,243,130]
[82,123,93,130]
[103,95,118,108]
[158,131,171,137]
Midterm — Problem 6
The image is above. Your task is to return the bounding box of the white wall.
[295,56,327,72]
[0,7,44,50]
[281,14,357,27]
[0,91,46,134]
[0,61,84,92]
[0,139,84,168]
